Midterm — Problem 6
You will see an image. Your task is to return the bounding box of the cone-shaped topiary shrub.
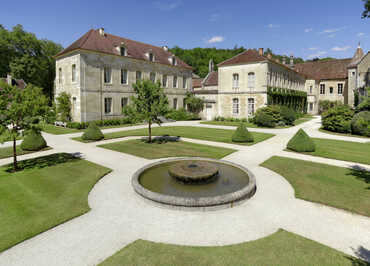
[81,122,104,141]
[232,123,254,143]
[21,130,47,151]
[287,129,315,152]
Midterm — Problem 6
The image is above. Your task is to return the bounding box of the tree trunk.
[148,121,152,143]
[13,136,17,171]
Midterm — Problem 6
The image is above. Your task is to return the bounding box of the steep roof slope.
[294,58,351,80]
[56,29,192,69]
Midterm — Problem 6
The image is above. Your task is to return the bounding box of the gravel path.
[0,117,369,266]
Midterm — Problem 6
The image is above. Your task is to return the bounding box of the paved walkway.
[0,117,369,266]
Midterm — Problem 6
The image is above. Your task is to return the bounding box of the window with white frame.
[330,87,333,94]
[72,64,76,82]
[338,83,343,94]
[172,57,176,66]
[136,71,142,82]
[121,97,128,112]
[104,97,112,114]
[183,77,187,89]
[320,84,325,94]
[104,67,112,84]
[309,85,313,94]
[232,98,239,114]
[173,76,178,88]
[232,73,239,89]
[150,72,156,83]
[162,74,167,87]
[248,98,255,115]
[149,53,154,62]
[173,98,178,109]
[58,68,62,84]
[120,46,126,56]
[248,72,255,88]
[121,69,128,84]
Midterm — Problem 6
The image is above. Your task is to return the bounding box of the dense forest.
[169,46,305,78]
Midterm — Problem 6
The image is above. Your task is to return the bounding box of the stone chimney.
[289,54,294,67]
[282,57,286,65]
[162,46,168,51]
[258,48,264,56]
[267,53,272,59]
[6,74,12,85]
[98,28,105,36]
[209,58,214,73]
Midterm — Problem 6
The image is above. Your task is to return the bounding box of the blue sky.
[1,0,368,60]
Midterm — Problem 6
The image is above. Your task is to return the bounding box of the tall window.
[248,72,255,88]
[149,53,154,62]
[309,103,314,111]
[121,97,128,113]
[121,69,128,84]
[72,64,76,82]
[232,98,239,114]
[338,83,343,94]
[172,57,176,66]
[329,87,333,94]
[309,86,313,94]
[162,75,167,87]
[58,68,62,84]
[104,98,112,114]
[183,77,187,89]
[232,73,239,89]
[320,84,325,94]
[150,72,156,83]
[72,97,76,115]
[120,46,126,56]
[104,67,112,83]
[173,76,178,88]
[173,98,178,109]
[136,71,142,82]
[248,98,255,115]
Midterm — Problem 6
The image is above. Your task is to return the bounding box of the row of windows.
[319,84,343,95]
[232,98,255,115]
[232,73,255,89]
[118,45,177,65]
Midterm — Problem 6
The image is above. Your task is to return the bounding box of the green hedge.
[21,130,47,151]
[66,117,137,130]
[287,129,315,152]
[232,123,254,142]
[267,87,307,112]
[322,105,354,133]
[351,111,370,137]
[165,108,200,121]
[81,123,104,141]
[252,105,301,128]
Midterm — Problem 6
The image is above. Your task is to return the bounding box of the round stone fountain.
[132,158,256,209]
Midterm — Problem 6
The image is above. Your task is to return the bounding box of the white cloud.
[209,13,220,22]
[357,32,365,37]
[304,28,313,33]
[308,47,318,51]
[328,34,336,38]
[308,51,327,59]
[332,46,351,52]
[267,24,280,28]
[320,27,347,34]
[153,0,182,11]
[207,36,224,44]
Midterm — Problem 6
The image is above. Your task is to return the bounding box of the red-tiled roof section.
[204,71,218,86]
[192,78,203,88]
[217,49,266,67]
[56,29,192,69]
[294,58,351,80]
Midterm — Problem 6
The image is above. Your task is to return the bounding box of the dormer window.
[171,56,176,66]
[149,52,154,62]
[120,46,126,56]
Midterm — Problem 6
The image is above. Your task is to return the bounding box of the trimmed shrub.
[355,98,370,113]
[253,112,276,128]
[321,105,354,133]
[287,129,315,152]
[232,123,254,143]
[81,122,104,141]
[351,111,370,137]
[166,108,200,121]
[280,106,297,126]
[21,130,47,151]
[318,100,342,114]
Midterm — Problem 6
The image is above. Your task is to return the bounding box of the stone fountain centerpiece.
[168,161,219,184]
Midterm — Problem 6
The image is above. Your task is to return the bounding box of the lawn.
[99,229,365,266]
[42,123,139,135]
[287,138,370,165]
[319,128,370,139]
[0,153,111,252]
[74,126,275,145]
[98,139,236,159]
[0,145,52,159]
[261,156,370,217]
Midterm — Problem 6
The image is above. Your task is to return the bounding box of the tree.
[56,92,72,122]
[185,92,204,114]
[362,0,369,18]
[0,81,50,171]
[124,80,168,143]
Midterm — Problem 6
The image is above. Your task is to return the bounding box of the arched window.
[248,72,255,88]
[232,73,239,89]
[232,98,239,114]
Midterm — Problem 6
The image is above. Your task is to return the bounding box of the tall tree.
[363,0,370,18]
[124,80,169,143]
[0,81,50,171]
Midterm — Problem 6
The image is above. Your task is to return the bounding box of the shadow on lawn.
[346,246,370,266]
[5,153,81,172]
[140,135,180,144]
[348,165,370,189]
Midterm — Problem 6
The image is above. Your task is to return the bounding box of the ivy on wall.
[267,87,307,112]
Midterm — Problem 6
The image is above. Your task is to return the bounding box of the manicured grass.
[74,126,275,145]
[319,128,370,139]
[0,153,111,252]
[261,156,370,217]
[0,145,52,159]
[99,229,365,266]
[294,115,315,125]
[98,139,236,159]
[287,138,370,165]
[42,123,140,135]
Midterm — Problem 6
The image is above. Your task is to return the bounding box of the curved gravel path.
[0,117,369,266]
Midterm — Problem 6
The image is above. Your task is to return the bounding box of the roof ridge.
[217,49,251,66]
[80,29,94,49]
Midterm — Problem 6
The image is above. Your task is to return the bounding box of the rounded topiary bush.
[81,122,104,141]
[321,105,354,133]
[232,123,254,143]
[21,130,47,151]
[254,112,276,128]
[287,129,315,152]
[351,111,370,137]
[279,106,297,126]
